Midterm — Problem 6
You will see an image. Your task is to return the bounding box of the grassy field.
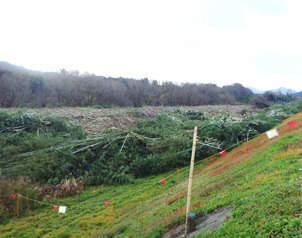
[0,111,301,237]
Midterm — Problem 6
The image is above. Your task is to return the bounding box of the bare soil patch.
[162,205,233,238]
[1,105,255,135]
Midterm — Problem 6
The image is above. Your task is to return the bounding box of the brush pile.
[1,102,298,186]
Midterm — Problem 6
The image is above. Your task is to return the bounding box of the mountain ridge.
[0,61,41,74]
[247,86,298,95]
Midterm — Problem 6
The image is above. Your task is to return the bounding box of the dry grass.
[38,178,84,200]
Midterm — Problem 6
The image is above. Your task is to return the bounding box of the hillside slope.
[0,112,301,237]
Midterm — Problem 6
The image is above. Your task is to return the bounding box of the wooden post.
[178,169,181,199]
[185,127,198,235]
[244,137,247,161]
[16,193,20,217]
[112,197,114,217]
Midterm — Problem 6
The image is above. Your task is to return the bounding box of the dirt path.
[162,205,233,238]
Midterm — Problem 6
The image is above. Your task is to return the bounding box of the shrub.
[253,95,271,108]
[38,178,84,199]
[0,177,40,222]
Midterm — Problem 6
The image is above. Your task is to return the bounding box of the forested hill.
[0,68,252,107]
[0,62,297,108]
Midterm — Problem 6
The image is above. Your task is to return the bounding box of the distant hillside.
[248,86,263,94]
[248,86,297,95]
[0,61,41,74]
[271,87,297,95]
[0,63,254,107]
[293,91,302,98]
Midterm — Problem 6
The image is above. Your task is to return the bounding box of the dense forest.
[0,67,279,108]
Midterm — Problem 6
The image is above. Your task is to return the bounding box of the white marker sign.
[266,128,279,139]
[58,206,67,214]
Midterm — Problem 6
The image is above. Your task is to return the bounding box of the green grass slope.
[0,113,302,238]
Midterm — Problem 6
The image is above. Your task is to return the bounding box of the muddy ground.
[162,205,233,238]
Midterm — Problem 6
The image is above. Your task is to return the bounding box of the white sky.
[1,0,302,91]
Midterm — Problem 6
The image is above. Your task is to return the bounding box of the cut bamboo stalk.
[185,126,198,235]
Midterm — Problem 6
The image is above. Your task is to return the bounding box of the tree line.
[0,68,295,108]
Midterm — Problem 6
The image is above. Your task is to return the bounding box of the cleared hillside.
[0,111,301,237]
[2,105,255,135]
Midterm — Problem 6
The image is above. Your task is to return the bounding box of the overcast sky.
[1,0,302,91]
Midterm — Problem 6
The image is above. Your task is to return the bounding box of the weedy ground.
[0,112,301,238]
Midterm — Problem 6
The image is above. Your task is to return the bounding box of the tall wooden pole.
[244,137,247,161]
[16,193,20,217]
[185,126,198,235]
[178,169,181,199]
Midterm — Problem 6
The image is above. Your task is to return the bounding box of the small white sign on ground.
[58,206,67,214]
[266,128,279,139]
